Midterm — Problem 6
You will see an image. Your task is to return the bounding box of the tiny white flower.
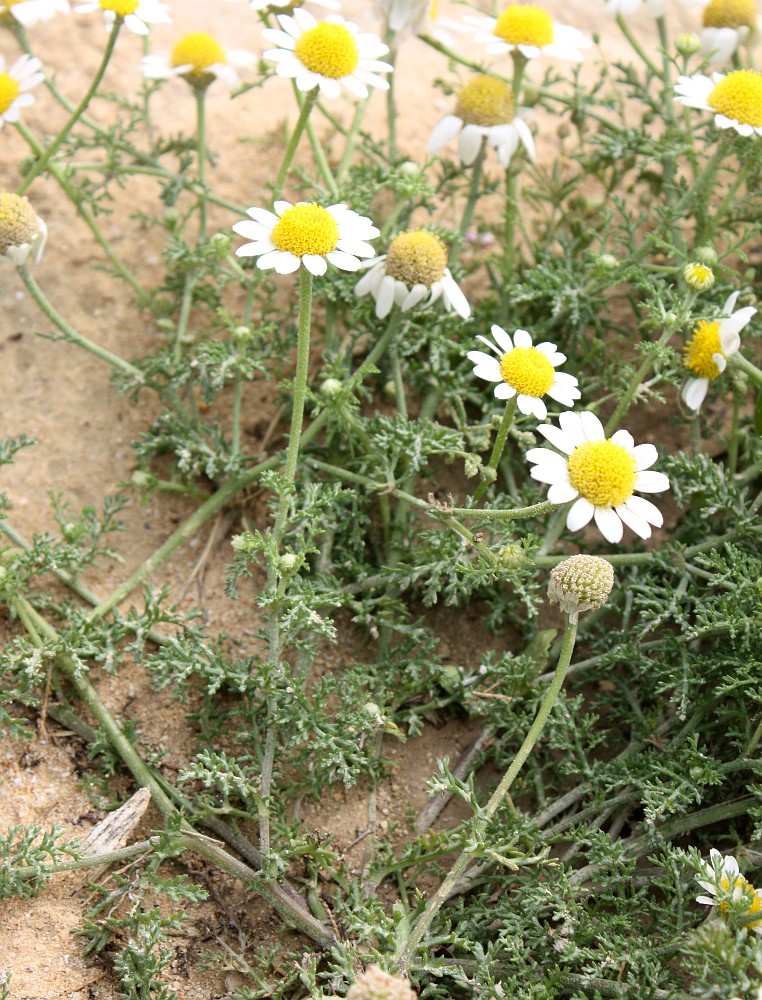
[263,8,392,100]
[233,200,379,276]
[0,0,69,27]
[142,32,256,90]
[681,291,755,411]
[464,3,592,63]
[428,74,535,168]
[675,68,762,136]
[355,229,470,320]
[0,191,46,265]
[0,53,43,128]
[227,0,340,12]
[526,411,670,544]
[75,0,171,36]
[469,325,580,420]
[696,848,762,934]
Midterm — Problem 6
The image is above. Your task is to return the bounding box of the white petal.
[512,328,532,348]
[634,470,670,494]
[681,377,708,411]
[326,250,361,271]
[623,494,664,526]
[580,411,605,441]
[558,411,587,448]
[567,497,595,532]
[490,325,514,353]
[537,423,576,454]
[632,443,658,470]
[547,481,579,504]
[615,503,652,539]
[302,254,327,276]
[594,506,624,544]
[375,275,396,318]
[611,429,634,451]
[494,382,517,400]
[428,115,463,155]
[458,124,485,165]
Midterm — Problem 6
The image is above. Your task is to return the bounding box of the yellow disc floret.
[385,230,447,287]
[718,874,762,928]
[499,347,555,397]
[0,192,40,254]
[455,75,515,127]
[171,33,226,77]
[0,72,19,116]
[270,203,340,257]
[567,440,637,509]
[708,69,762,127]
[100,0,140,13]
[294,23,360,79]
[493,4,554,47]
[703,0,757,29]
[683,320,724,379]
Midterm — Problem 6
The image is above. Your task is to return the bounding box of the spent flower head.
[355,229,470,319]
[345,966,417,1000]
[675,68,762,136]
[681,290,755,410]
[0,191,46,265]
[74,0,171,35]
[0,53,43,128]
[464,4,592,62]
[548,555,615,623]
[527,411,670,543]
[428,74,535,168]
[0,0,69,27]
[263,9,392,99]
[142,32,256,90]
[233,200,379,275]
[468,325,580,420]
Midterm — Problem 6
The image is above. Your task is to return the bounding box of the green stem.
[386,38,398,161]
[732,351,762,385]
[282,269,313,487]
[17,264,144,383]
[195,85,209,241]
[474,397,517,502]
[728,392,740,478]
[452,139,487,264]
[305,115,340,198]
[396,616,578,973]
[615,14,660,77]
[273,89,319,201]
[338,92,371,182]
[14,121,143,297]
[17,19,122,195]
[604,325,675,435]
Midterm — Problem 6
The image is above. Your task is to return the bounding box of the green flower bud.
[675,32,701,57]
[321,378,343,398]
[684,262,715,291]
[694,245,718,267]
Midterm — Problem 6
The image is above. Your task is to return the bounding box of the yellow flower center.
[270,203,339,258]
[0,72,19,116]
[499,347,555,397]
[567,440,637,509]
[683,320,724,379]
[170,33,226,76]
[703,0,757,29]
[455,75,515,127]
[493,4,554,47]
[99,0,139,13]
[684,262,715,290]
[385,230,447,287]
[294,22,360,79]
[0,0,24,12]
[718,875,762,927]
[708,69,762,127]
[0,192,39,253]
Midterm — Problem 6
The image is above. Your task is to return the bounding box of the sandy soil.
[0,1,699,997]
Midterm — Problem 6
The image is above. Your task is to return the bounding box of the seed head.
[0,192,46,266]
[345,967,416,1000]
[548,555,615,623]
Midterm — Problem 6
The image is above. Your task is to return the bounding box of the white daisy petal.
[615,503,652,539]
[622,494,664,526]
[547,481,579,504]
[537,423,576,455]
[512,329,532,349]
[594,506,624,544]
[634,471,670,494]
[491,325,514,353]
[567,497,595,532]
[632,443,658,470]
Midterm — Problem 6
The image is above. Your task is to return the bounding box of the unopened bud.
[397,160,421,178]
[684,262,715,291]
[548,555,615,623]
[209,231,231,257]
[463,454,481,478]
[279,552,299,573]
[231,532,257,555]
[694,245,718,267]
[675,32,701,57]
[321,378,342,398]
[346,966,416,1000]
[597,253,618,271]
[498,543,528,571]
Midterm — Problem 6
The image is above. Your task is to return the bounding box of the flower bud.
[0,192,46,266]
[231,532,257,555]
[498,543,528,571]
[694,245,718,267]
[397,160,421,178]
[596,253,618,271]
[321,377,342,398]
[548,555,615,623]
[675,32,701,57]
[683,262,715,291]
[346,966,416,1000]
[279,552,299,573]
[209,231,232,257]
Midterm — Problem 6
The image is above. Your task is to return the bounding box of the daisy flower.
[0,0,69,28]
[681,290,755,411]
[0,53,43,128]
[262,9,392,100]
[142,32,256,90]
[355,229,470,320]
[428,74,534,168]
[675,68,762,136]
[697,849,762,933]
[75,0,171,36]
[526,410,670,544]
[464,3,592,62]
[233,200,379,276]
[698,0,760,66]
[0,191,46,265]
[468,326,580,420]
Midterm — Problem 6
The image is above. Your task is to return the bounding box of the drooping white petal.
[594,506,624,544]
